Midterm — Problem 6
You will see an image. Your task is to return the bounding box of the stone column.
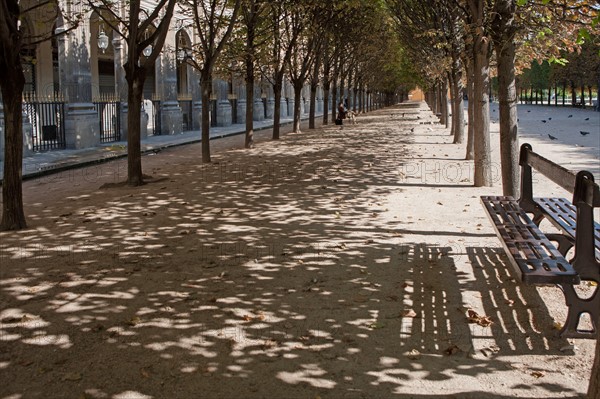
[112,38,135,141]
[235,77,246,124]
[265,84,275,119]
[57,24,100,149]
[286,81,294,117]
[253,83,264,121]
[215,78,232,127]
[317,86,323,113]
[0,102,4,162]
[279,84,287,119]
[190,69,202,130]
[157,30,182,135]
[22,110,33,157]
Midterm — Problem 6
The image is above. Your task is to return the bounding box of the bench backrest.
[574,171,600,208]
[519,143,600,206]
[519,143,577,198]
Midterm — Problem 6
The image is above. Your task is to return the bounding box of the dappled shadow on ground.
[0,105,584,398]
[466,247,571,355]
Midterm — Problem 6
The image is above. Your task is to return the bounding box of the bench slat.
[481,196,580,285]
[536,197,600,260]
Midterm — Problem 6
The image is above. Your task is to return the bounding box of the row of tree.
[385,1,598,396]
[387,0,598,194]
[517,37,600,106]
[0,0,418,231]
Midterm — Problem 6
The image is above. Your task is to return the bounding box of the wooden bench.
[481,143,599,339]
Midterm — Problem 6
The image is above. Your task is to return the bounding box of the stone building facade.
[0,3,373,161]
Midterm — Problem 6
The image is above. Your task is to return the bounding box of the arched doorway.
[176,29,192,130]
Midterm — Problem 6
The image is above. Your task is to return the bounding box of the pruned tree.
[263,0,303,139]
[287,3,319,133]
[491,0,519,196]
[0,0,29,230]
[239,0,270,149]
[90,0,177,186]
[0,0,79,230]
[181,0,242,163]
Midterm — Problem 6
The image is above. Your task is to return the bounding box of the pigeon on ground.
[548,134,557,140]
[548,117,552,120]
[580,131,590,136]
[568,115,573,118]
[585,117,590,120]
[527,110,531,113]
[542,120,547,123]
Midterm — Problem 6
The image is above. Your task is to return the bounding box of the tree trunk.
[449,72,456,137]
[451,68,465,144]
[0,0,26,230]
[492,0,519,196]
[472,45,492,186]
[590,331,600,398]
[309,53,320,129]
[309,81,317,129]
[0,70,26,230]
[293,82,302,132]
[245,58,254,148]
[125,71,146,186]
[272,77,283,139]
[322,82,330,125]
[468,0,492,186]
[570,81,576,106]
[495,32,519,197]
[465,58,475,160]
[201,73,212,163]
[359,83,364,113]
[441,79,449,129]
[331,79,338,120]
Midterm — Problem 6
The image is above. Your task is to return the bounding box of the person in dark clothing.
[337,102,346,128]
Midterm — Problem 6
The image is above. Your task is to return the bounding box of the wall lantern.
[98,24,109,53]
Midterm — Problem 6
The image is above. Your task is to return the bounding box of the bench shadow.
[466,246,572,355]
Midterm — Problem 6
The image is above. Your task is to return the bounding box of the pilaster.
[57,24,100,149]
[157,30,182,135]
[253,84,264,122]
[215,79,232,127]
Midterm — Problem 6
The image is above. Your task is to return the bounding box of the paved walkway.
[0,114,317,183]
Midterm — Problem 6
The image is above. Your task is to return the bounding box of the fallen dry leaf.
[402,309,418,318]
[62,372,82,381]
[531,371,545,378]
[444,344,461,356]
[553,321,563,330]
[466,309,493,327]
[127,316,141,326]
[405,349,421,360]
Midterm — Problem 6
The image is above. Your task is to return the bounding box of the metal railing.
[93,94,121,143]
[178,94,193,131]
[23,92,66,151]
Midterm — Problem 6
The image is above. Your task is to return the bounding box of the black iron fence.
[151,98,161,135]
[93,96,121,143]
[178,96,193,131]
[229,98,238,124]
[22,93,66,151]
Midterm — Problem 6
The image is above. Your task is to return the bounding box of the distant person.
[337,102,346,128]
